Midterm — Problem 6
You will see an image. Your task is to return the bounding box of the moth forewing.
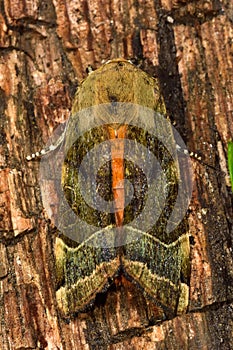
[55,237,120,314]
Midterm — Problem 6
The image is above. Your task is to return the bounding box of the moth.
[37,59,191,319]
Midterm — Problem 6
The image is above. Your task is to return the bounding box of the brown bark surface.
[0,0,232,349]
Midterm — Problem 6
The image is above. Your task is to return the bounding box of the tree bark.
[0,0,232,349]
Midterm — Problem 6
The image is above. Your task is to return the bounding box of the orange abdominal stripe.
[106,124,127,227]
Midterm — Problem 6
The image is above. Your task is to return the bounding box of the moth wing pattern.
[122,232,190,316]
[53,59,190,318]
[55,237,120,314]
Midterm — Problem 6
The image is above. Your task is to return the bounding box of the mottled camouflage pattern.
[55,59,190,318]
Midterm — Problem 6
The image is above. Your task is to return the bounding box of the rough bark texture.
[0,0,232,349]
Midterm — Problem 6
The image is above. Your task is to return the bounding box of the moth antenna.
[176,144,222,172]
[86,64,94,74]
[26,121,68,161]
[175,144,201,161]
